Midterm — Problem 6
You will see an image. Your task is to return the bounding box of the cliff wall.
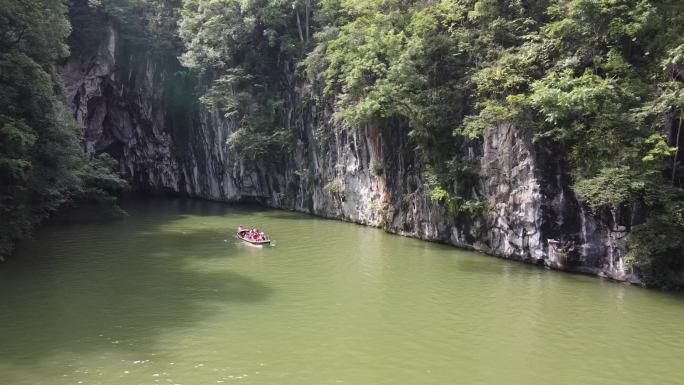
[62,14,639,283]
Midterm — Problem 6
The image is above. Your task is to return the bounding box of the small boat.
[236,225,271,246]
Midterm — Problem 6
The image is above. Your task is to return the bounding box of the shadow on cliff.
[0,198,274,368]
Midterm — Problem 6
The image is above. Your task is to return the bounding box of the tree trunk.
[305,0,310,42]
[672,107,683,184]
[295,9,304,43]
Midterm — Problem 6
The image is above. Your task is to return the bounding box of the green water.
[1,199,683,385]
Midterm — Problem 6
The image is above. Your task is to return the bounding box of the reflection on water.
[0,198,683,385]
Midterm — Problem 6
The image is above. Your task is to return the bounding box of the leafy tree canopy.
[0,0,127,258]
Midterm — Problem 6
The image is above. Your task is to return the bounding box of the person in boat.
[237,226,268,242]
[239,226,253,239]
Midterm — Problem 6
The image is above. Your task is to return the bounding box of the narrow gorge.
[61,0,658,284]
[3,1,684,383]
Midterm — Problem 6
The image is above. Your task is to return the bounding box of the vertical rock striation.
[62,11,639,284]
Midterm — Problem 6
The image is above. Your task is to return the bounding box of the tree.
[0,0,126,258]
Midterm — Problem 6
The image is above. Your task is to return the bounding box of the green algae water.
[1,199,683,385]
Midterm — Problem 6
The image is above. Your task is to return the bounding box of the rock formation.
[62,10,639,284]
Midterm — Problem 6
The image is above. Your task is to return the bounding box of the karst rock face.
[62,8,638,284]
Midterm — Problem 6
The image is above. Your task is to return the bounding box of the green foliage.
[626,202,684,289]
[178,0,314,161]
[0,0,127,258]
[369,197,389,226]
[227,127,293,162]
[220,91,294,161]
[78,0,178,53]
[306,0,484,226]
[423,166,485,218]
[324,178,344,195]
[452,0,684,287]
[75,154,129,203]
[370,161,384,176]
[573,167,645,212]
[319,0,468,142]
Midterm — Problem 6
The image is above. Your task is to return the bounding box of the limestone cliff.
[62,9,639,284]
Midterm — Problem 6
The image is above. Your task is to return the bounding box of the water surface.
[1,198,683,385]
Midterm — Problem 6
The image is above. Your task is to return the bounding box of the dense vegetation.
[176,0,683,287]
[454,0,684,287]
[0,0,126,259]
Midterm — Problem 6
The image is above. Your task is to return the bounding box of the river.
[1,198,683,385]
